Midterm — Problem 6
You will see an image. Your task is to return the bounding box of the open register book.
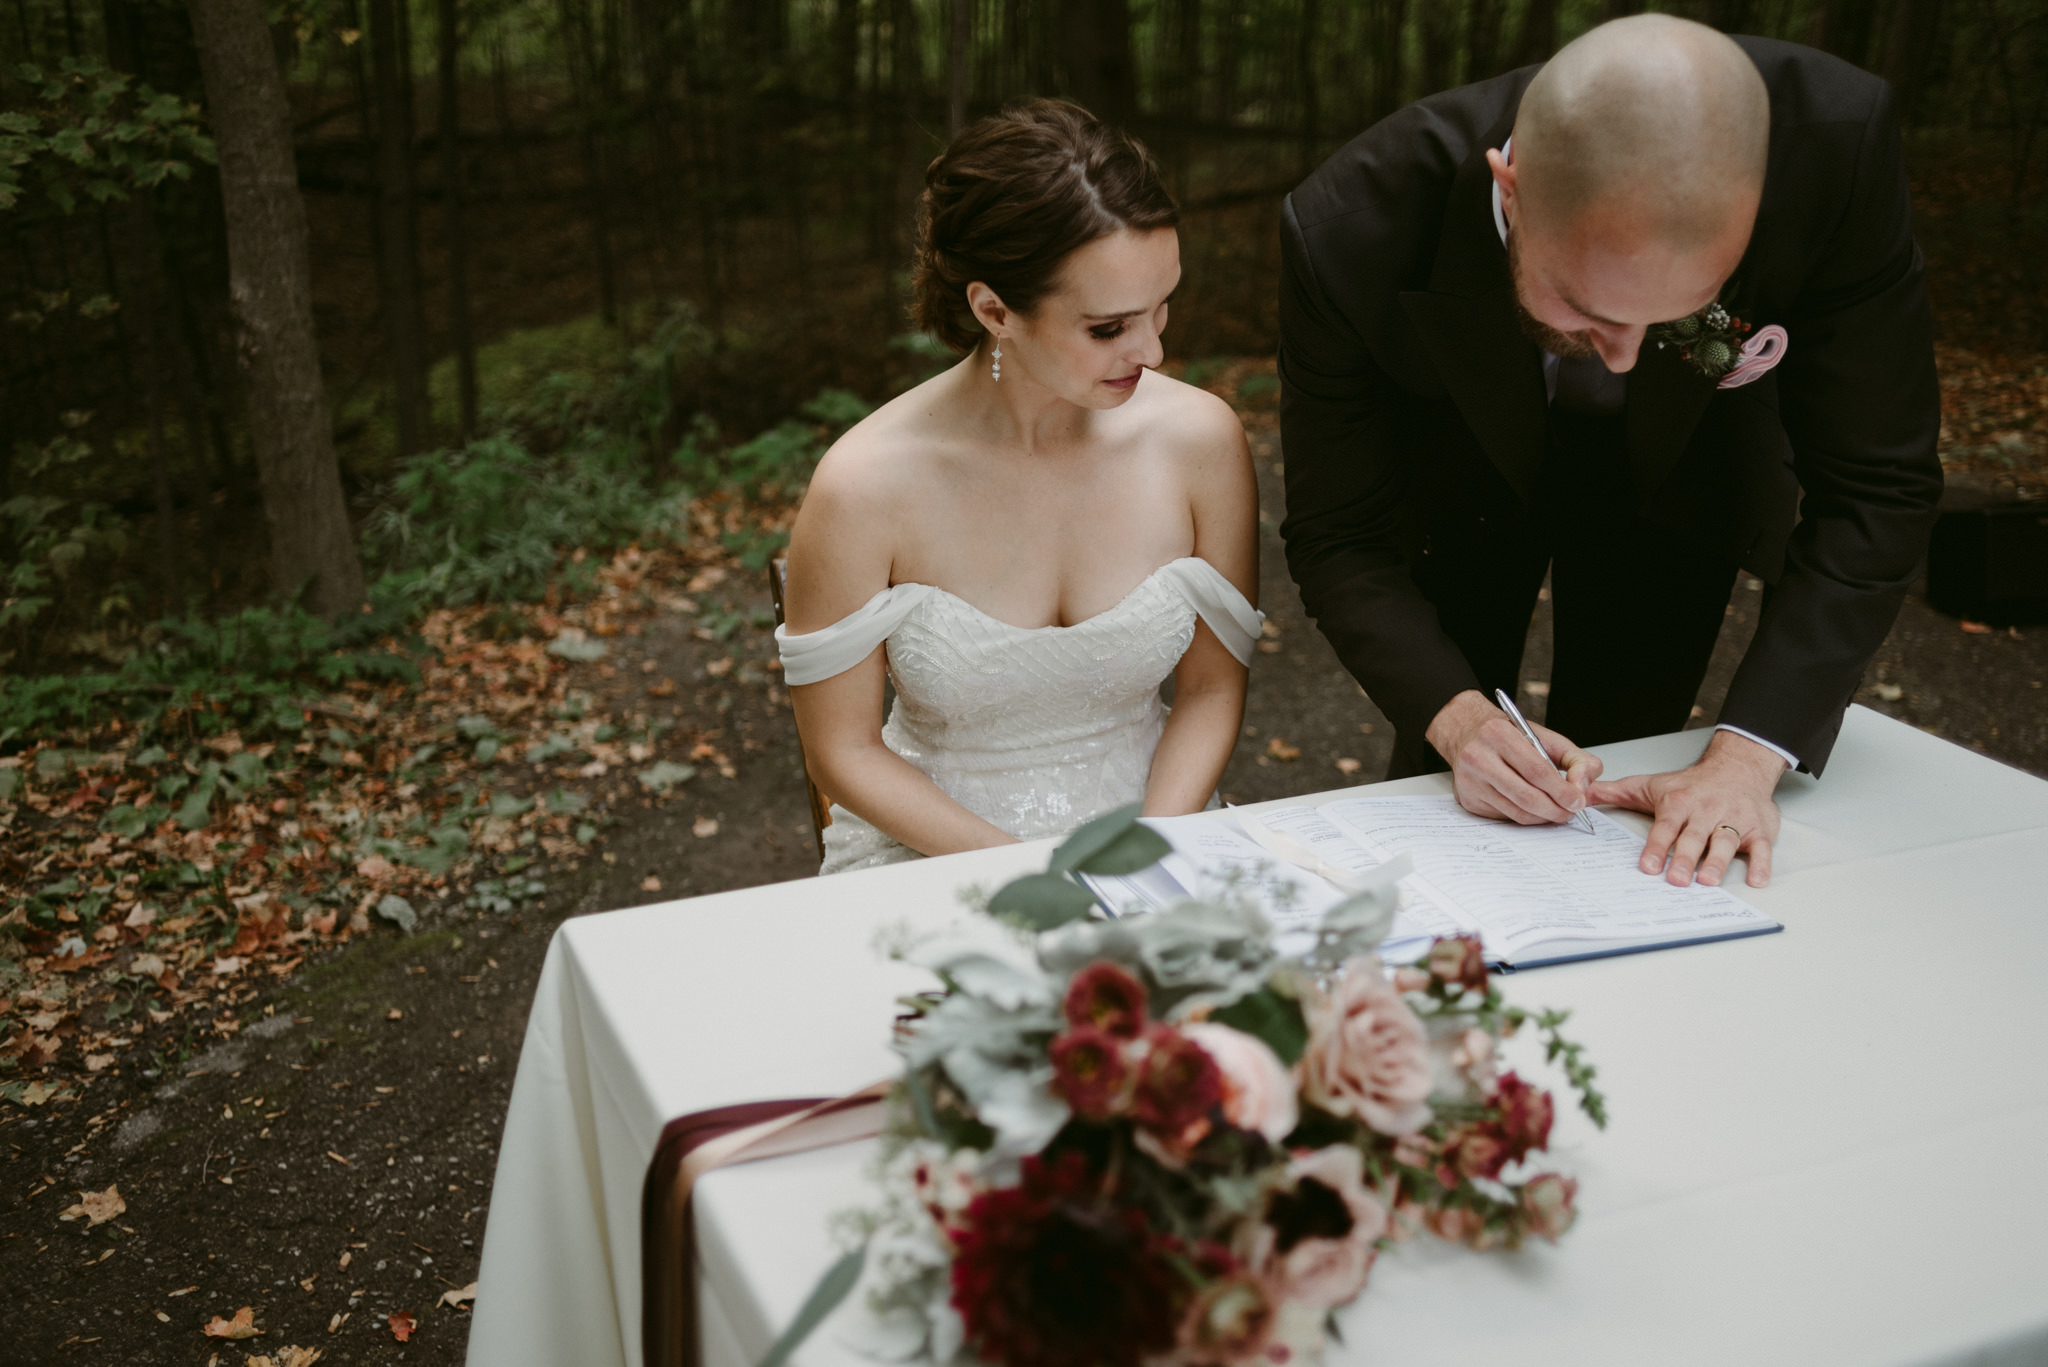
[1081,795,1782,970]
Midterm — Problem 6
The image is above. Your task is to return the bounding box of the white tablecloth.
[468,707,2048,1367]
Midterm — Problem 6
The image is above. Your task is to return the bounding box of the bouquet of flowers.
[769,808,1605,1367]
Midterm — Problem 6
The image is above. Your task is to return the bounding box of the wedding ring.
[1717,824,1742,840]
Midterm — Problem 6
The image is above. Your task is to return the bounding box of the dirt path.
[5,365,2043,1364]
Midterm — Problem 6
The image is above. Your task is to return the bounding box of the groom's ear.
[1486,147,1518,227]
[965,281,1009,337]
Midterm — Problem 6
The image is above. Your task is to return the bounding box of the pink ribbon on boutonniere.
[1716,324,1789,389]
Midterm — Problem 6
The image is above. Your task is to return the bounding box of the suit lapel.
[1398,108,1548,502]
[1624,336,1718,498]
[1402,289,1548,501]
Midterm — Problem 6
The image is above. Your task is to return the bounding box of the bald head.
[1514,14,1768,248]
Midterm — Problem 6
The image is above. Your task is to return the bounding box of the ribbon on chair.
[641,1081,893,1367]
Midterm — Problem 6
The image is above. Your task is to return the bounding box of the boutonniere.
[1649,303,1789,389]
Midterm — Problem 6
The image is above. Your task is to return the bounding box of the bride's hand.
[1426,690,1600,825]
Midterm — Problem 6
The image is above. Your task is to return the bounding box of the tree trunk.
[1466,0,1505,80]
[185,0,366,619]
[1297,0,1321,165]
[1370,0,1409,121]
[1880,0,1943,121]
[367,0,429,454]
[437,0,477,441]
[1507,0,1561,69]
[949,0,969,135]
[1058,0,1133,122]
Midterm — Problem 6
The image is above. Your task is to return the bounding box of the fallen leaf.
[437,1281,478,1310]
[1522,680,1551,698]
[211,955,245,977]
[1265,737,1302,762]
[246,1349,324,1367]
[1873,682,1904,701]
[338,1251,351,1270]
[300,1274,318,1292]
[355,855,398,883]
[387,1310,416,1342]
[692,816,720,839]
[1335,757,1362,776]
[84,1053,115,1072]
[326,1151,351,1166]
[374,894,417,934]
[386,1008,402,1021]
[123,903,157,930]
[168,1285,199,1297]
[327,1312,349,1334]
[202,1305,261,1339]
[639,875,662,892]
[1256,639,1282,654]
[648,678,677,697]
[637,760,696,792]
[59,1184,125,1226]
[1961,618,1993,634]
[155,1310,170,1322]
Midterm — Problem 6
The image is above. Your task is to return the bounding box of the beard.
[1506,228,1600,360]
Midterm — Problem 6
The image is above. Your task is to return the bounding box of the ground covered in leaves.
[4,359,2046,1365]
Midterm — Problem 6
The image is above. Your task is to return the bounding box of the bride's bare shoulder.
[1130,369,1249,472]
[803,373,955,515]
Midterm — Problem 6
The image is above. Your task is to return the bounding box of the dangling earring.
[990,339,1002,382]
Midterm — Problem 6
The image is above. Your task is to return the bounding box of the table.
[467,707,2048,1367]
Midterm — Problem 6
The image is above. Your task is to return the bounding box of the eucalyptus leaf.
[758,1244,866,1367]
[1046,802,1145,873]
[986,873,1097,930]
[1070,821,1171,876]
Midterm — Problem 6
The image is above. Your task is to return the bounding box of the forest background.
[3,0,2045,682]
[2,0,2046,1360]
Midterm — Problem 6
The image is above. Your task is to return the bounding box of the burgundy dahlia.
[1132,1025,1224,1136]
[1426,936,1488,993]
[1064,962,1149,1039]
[950,1151,1186,1367]
[1492,1072,1554,1165]
[1050,1026,1132,1121]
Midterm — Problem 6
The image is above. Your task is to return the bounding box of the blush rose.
[1298,959,1433,1136]
[1182,1023,1299,1143]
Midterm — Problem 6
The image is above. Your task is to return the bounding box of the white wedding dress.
[775,557,1263,874]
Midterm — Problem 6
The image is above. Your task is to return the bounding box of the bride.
[777,99,1261,875]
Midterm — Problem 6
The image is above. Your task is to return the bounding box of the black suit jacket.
[1277,37,1942,775]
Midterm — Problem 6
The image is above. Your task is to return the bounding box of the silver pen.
[1493,687,1596,833]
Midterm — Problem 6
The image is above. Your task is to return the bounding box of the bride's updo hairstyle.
[913,99,1179,354]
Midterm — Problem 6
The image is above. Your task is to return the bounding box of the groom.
[1278,16,1941,890]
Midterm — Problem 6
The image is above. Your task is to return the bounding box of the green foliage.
[364,431,687,607]
[683,388,872,500]
[1210,984,1309,1065]
[0,599,417,744]
[1,492,131,663]
[0,57,215,214]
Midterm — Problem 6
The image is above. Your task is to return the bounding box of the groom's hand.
[1427,690,1601,826]
[1588,730,1786,888]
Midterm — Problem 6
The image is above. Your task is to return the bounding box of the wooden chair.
[768,556,834,863]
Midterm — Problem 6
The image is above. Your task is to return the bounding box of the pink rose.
[1183,1023,1299,1143]
[1298,959,1433,1135]
[1259,1145,1388,1310]
[1521,1173,1578,1242]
